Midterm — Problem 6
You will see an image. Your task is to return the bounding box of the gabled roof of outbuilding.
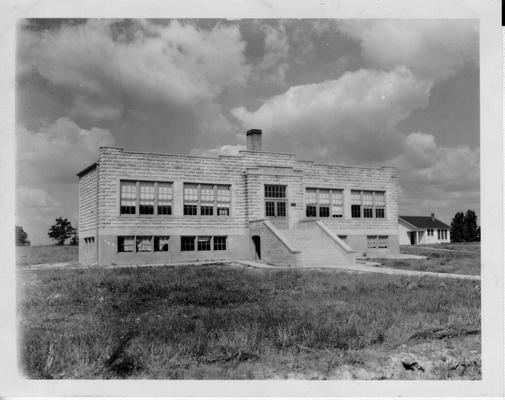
[399,216,450,229]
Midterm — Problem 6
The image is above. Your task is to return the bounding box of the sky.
[16,19,480,245]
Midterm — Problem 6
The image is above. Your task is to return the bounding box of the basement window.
[213,236,227,251]
[118,236,135,252]
[197,236,211,251]
[181,236,196,251]
[154,236,170,252]
[136,236,153,252]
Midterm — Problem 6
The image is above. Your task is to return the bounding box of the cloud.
[18,19,251,117]
[392,131,479,189]
[338,20,478,82]
[253,23,290,87]
[190,144,246,157]
[17,186,59,209]
[390,131,479,221]
[17,117,115,185]
[231,67,432,163]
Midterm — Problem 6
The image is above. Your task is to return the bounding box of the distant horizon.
[16,19,480,245]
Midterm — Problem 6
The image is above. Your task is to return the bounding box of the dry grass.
[370,243,481,276]
[19,262,481,379]
[16,245,78,266]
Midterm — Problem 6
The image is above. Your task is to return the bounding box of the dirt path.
[402,245,476,255]
[238,261,480,281]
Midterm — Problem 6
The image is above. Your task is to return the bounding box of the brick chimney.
[431,213,435,219]
[246,129,262,151]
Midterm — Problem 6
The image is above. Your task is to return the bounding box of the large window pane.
[139,182,155,214]
[120,181,137,214]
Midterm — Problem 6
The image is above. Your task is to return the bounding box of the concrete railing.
[315,221,357,254]
[262,220,301,253]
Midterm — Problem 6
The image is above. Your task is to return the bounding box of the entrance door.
[409,231,416,245]
[264,184,287,228]
[252,235,261,260]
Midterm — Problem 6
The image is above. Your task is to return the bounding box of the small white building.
[398,214,451,245]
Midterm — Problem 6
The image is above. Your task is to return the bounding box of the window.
[154,236,170,252]
[375,192,385,218]
[438,229,447,240]
[139,182,155,214]
[157,183,172,215]
[351,190,386,219]
[200,185,214,216]
[214,236,227,251]
[217,186,231,216]
[305,188,343,218]
[265,185,287,217]
[181,236,195,251]
[427,228,434,236]
[367,235,388,249]
[378,236,388,248]
[136,236,152,252]
[184,184,198,215]
[351,191,361,218]
[367,235,378,249]
[305,189,317,217]
[332,191,344,218]
[183,183,231,216]
[120,180,173,216]
[197,236,211,251]
[120,181,137,214]
[118,236,135,252]
[84,237,95,244]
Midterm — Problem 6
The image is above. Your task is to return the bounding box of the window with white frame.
[139,182,155,214]
[183,183,231,216]
[120,181,137,214]
[157,183,173,215]
[265,185,286,217]
[120,180,172,216]
[427,228,434,236]
[217,186,231,216]
[305,188,343,218]
[351,190,386,219]
[197,236,212,251]
[437,229,448,240]
[213,236,227,251]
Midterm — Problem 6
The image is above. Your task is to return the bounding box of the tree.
[48,217,76,245]
[463,209,480,242]
[450,211,465,242]
[15,225,30,246]
[450,210,480,242]
[69,229,79,246]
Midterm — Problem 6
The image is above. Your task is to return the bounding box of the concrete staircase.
[280,221,356,266]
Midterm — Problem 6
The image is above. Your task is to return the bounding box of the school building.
[77,129,399,266]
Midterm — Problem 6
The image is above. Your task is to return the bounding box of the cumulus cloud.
[252,23,290,87]
[231,67,432,163]
[392,132,479,189]
[338,19,478,82]
[17,117,115,185]
[18,19,251,119]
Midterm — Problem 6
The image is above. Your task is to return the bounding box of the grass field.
[16,245,78,266]
[369,243,481,276]
[18,251,481,379]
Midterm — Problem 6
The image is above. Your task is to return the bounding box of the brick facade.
[78,132,399,266]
